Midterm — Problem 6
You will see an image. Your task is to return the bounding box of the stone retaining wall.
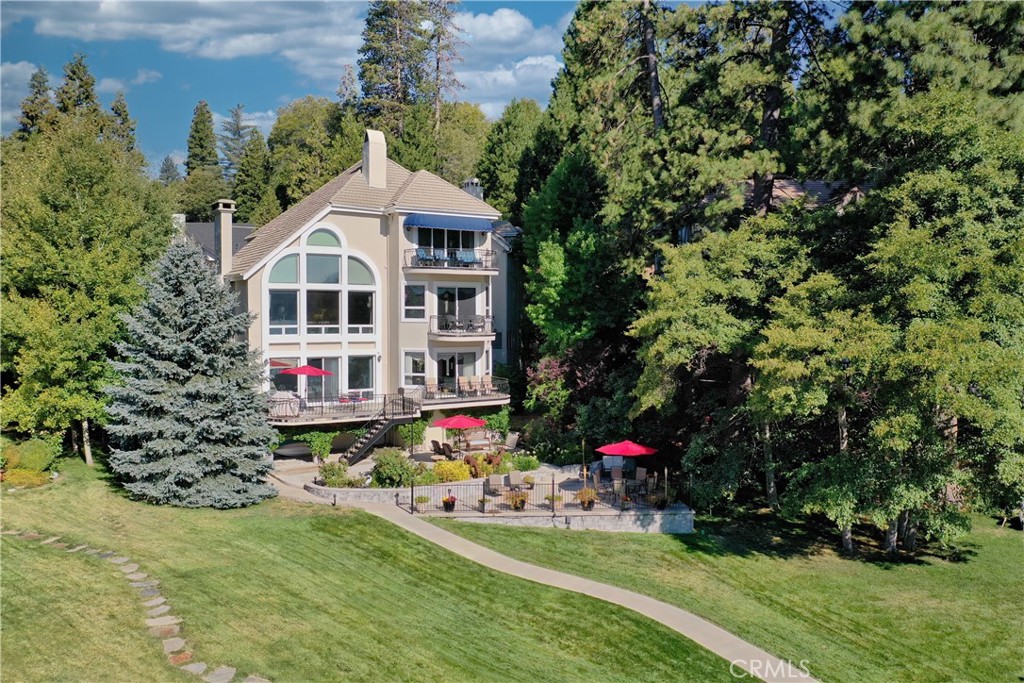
[443,508,695,534]
[304,482,411,505]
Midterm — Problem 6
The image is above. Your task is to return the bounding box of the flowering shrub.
[509,454,541,472]
[433,461,471,482]
[442,494,457,504]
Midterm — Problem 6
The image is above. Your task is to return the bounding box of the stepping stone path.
[4,531,270,682]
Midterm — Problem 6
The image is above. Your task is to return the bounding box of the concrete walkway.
[270,476,818,683]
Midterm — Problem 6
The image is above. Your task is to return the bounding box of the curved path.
[270,476,818,683]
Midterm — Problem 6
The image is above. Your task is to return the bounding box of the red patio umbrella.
[279,364,333,376]
[432,415,486,451]
[596,440,658,456]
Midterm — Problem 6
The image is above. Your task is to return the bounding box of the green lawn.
[434,510,1023,683]
[1,461,732,683]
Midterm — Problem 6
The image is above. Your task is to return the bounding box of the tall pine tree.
[106,239,277,508]
[218,104,256,180]
[186,100,219,174]
[106,90,137,151]
[54,53,101,119]
[17,67,55,138]
[233,130,270,223]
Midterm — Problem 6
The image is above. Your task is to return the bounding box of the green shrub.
[293,431,339,462]
[509,454,541,472]
[483,406,510,439]
[433,461,471,482]
[404,419,428,448]
[370,449,414,487]
[412,465,440,486]
[11,438,59,472]
[4,468,50,488]
[318,462,363,488]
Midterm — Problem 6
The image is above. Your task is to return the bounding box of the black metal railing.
[429,314,494,336]
[406,476,678,515]
[404,248,496,270]
[267,391,420,423]
[421,377,510,403]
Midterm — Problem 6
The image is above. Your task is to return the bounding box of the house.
[212,130,513,460]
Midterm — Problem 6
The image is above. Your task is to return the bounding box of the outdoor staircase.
[344,395,418,465]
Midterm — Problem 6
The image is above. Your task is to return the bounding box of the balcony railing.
[404,248,496,270]
[429,314,494,337]
[267,392,420,423]
[422,377,510,403]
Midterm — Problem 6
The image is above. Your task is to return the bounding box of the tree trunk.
[897,509,909,541]
[69,425,80,454]
[841,523,853,554]
[903,515,918,552]
[751,13,790,216]
[81,418,94,467]
[433,33,443,137]
[760,420,779,510]
[640,0,665,132]
[884,518,899,556]
[724,351,752,446]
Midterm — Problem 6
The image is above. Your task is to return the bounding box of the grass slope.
[434,511,1023,683]
[1,462,731,682]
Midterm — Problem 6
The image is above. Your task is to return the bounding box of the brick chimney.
[362,129,387,189]
[212,198,236,280]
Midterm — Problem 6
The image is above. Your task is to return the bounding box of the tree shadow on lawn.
[671,506,979,567]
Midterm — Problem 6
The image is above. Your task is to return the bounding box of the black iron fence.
[407,475,679,515]
[404,248,496,270]
[429,314,494,336]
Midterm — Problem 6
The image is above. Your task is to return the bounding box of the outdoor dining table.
[269,391,300,417]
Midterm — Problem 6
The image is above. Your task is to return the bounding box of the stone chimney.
[362,129,387,189]
[462,177,483,201]
[212,198,236,280]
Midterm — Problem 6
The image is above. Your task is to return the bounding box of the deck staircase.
[344,395,419,465]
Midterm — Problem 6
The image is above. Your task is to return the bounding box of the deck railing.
[421,377,509,403]
[268,391,421,423]
[404,248,496,270]
[429,314,494,336]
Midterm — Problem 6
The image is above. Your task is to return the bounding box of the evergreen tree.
[233,130,270,223]
[179,166,230,222]
[17,66,55,138]
[158,156,182,185]
[54,53,101,118]
[1,115,174,460]
[106,239,277,508]
[426,0,465,136]
[106,90,137,151]
[186,100,219,174]
[435,102,488,185]
[358,0,430,137]
[218,103,256,180]
[477,98,544,218]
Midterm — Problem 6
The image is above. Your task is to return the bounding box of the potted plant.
[544,493,563,510]
[478,497,488,513]
[620,494,632,511]
[504,490,528,511]
[414,495,430,513]
[442,494,457,512]
[646,493,669,510]
[575,487,598,511]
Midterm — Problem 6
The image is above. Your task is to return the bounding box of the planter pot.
[621,502,632,511]
[442,501,456,512]
[511,501,526,511]
[580,500,595,511]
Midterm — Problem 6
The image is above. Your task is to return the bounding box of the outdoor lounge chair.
[504,432,520,451]
[415,247,435,267]
[457,376,476,395]
[442,443,459,460]
[431,440,445,456]
[486,474,504,496]
[633,466,648,496]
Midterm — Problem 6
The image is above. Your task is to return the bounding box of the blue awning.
[404,213,494,232]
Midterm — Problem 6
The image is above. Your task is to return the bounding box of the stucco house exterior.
[211,130,512,458]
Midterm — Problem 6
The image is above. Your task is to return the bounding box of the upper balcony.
[403,248,498,275]
[429,314,495,341]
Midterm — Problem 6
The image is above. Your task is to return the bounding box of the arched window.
[346,257,375,335]
[307,229,342,248]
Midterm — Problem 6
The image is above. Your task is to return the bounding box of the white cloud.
[133,68,162,85]
[5,3,564,122]
[0,61,39,134]
[96,76,126,94]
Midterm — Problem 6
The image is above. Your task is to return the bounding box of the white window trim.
[401,348,428,388]
[402,281,428,323]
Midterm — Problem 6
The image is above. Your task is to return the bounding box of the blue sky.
[1,1,576,172]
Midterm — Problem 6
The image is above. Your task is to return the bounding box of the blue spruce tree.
[107,239,277,508]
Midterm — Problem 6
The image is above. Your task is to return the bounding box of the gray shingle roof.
[229,157,499,277]
[184,222,254,261]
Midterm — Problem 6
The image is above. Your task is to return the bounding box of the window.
[403,284,425,320]
[307,357,340,401]
[347,292,374,334]
[348,257,374,285]
[269,358,299,392]
[348,356,374,396]
[417,227,475,252]
[307,291,340,334]
[269,291,298,335]
[403,352,426,386]
[308,229,341,248]
[307,255,340,284]
[269,255,298,283]
[437,286,476,317]
[493,331,503,350]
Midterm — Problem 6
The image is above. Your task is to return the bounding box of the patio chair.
[486,474,504,496]
[414,247,434,267]
[431,440,445,456]
[508,470,525,490]
[504,432,520,451]
[611,466,623,482]
[442,443,460,460]
[479,375,496,394]
[633,466,648,496]
[457,376,476,395]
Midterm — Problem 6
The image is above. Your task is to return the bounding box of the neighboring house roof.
[741,178,871,210]
[184,222,255,261]
[230,158,500,278]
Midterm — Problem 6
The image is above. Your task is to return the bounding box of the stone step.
[126,572,148,580]
[109,556,130,564]
[181,662,208,676]
[163,637,187,653]
[119,563,141,573]
[203,666,236,683]
[149,623,180,638]
[143,596,167,608]
[148,605,172,617]
[145,615,182,627]
[169,651,194,666]
[131,580,160,588]
[40,536,61,545]
[139,587,161,599]
[67,544,89,553]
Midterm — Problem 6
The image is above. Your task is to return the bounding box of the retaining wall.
[444,508,695,534]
